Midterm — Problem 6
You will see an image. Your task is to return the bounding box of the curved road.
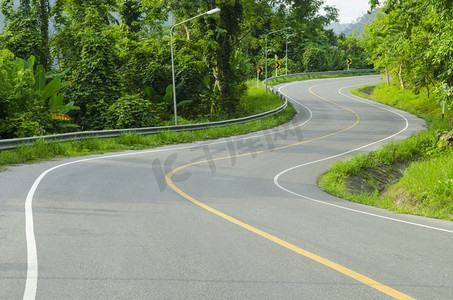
[1,76,453,299]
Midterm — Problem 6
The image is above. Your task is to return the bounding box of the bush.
[302,45,328,72]
[105,95,156,129]
[0,52,46,138]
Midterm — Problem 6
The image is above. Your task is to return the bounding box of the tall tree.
[214,0,245,114]
[363,0,453,107]
[37,0,50,70]
[166,0,338,115]
[118,0,142,38]
[166,0,245,115]
[53,0,121,129]
[0,0,51,69]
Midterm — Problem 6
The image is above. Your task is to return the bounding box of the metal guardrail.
[0,69,378,151]
[266,69,378,82]
[0,91,287,150]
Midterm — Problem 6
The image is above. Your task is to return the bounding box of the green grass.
[0,83,296,170]
[237,80,285,116]
[386,149,453,220]
[319,82,453,220]
[351,83,448,123]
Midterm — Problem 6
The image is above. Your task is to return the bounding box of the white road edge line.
[274,83,453,235]
[22,80,317,299]
[23,76,450,299]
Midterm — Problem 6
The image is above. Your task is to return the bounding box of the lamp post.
[286,38,288,76]
[441,83,451,119]
[265,27,290,92]
[170,8,220,125]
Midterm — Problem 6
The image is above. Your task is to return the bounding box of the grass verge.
[319,82,453,220]
[0,83,296,171]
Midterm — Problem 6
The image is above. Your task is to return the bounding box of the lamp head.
[207,8,221,14]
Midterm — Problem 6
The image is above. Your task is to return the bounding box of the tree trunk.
[39,0,50,70]
[398,63,404,89]
[385,67,390,86]
[426,78,430,98]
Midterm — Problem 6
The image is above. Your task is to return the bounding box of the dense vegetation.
[317,0,453,220]
[319,84,452,220]
[0,81,296,168]
[363,0,453,106]
[0,0,371,139]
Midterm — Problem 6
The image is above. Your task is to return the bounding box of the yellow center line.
[165,81,415,300]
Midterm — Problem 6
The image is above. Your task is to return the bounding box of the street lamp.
[285,33,297,76]
[286,38,289,76]
[265,27,290,92]
[170,8,220,125]
[441,83,451,119]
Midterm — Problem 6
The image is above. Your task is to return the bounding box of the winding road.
[1,76,453,299]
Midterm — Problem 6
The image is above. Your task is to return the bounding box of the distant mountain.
[326,10,378,37]
[325,22,353,35]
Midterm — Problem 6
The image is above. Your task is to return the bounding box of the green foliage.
[0,0,51,69]
[237,80,286,116]
[369,83,449,120]
[143,85,173,122]
[33,64,77,115]
[118,0,142,36]
[0,0,352,136]
[0,50,77,138]
[0,1,41,59]
[174,41,212,116]
[384,147,453,220]
[320,128,453,220]
[320,82,453,220]
[117,37,170,98]
[214,0,246,115]
[105,94,155,129]
[369,0,380,11]
[302,45,328,72]
[57,4,121,129]
[117,131,148,146]
[0,52,44,138]
[336,35,372,70]
[0,83,295,169]
[433,83,453,110]
[362,0,453,99]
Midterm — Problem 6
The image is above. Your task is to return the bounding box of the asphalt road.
[1,76,453,299]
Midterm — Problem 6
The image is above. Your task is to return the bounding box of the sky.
[323,0,371,23]
[0,1,372,30]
